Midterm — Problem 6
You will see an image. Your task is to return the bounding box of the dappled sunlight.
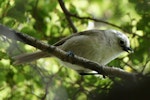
[0,0,149,99]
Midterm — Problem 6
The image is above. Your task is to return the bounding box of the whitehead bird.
[13,29,133,74]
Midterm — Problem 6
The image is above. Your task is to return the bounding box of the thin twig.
[141,57,150,74]
[58,0,77,33]
[69,13,123,30]
[58,0,125,32]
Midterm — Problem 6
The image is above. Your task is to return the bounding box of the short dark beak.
[123,46,134,53]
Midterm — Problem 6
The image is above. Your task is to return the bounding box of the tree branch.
[0,24,136,80]
[58,0,77,33]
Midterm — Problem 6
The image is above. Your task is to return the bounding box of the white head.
[105,29,133,53]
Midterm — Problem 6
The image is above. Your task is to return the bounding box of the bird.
[13,29,133,74]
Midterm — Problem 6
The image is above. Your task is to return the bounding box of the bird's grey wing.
[53,29,103,46]
[13,29,103,64]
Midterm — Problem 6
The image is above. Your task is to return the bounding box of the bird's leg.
[67,51,75,57]
[67,51,106,78]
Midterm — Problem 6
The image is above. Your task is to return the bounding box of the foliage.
[0,0,150,100]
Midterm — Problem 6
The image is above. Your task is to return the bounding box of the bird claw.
[67,51,75,57]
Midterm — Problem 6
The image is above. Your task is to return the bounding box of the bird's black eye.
[119,40,124,46]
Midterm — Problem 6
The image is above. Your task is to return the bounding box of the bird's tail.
[13,51,49,65]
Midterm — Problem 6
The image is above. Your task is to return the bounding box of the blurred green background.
[0,0,150,100]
